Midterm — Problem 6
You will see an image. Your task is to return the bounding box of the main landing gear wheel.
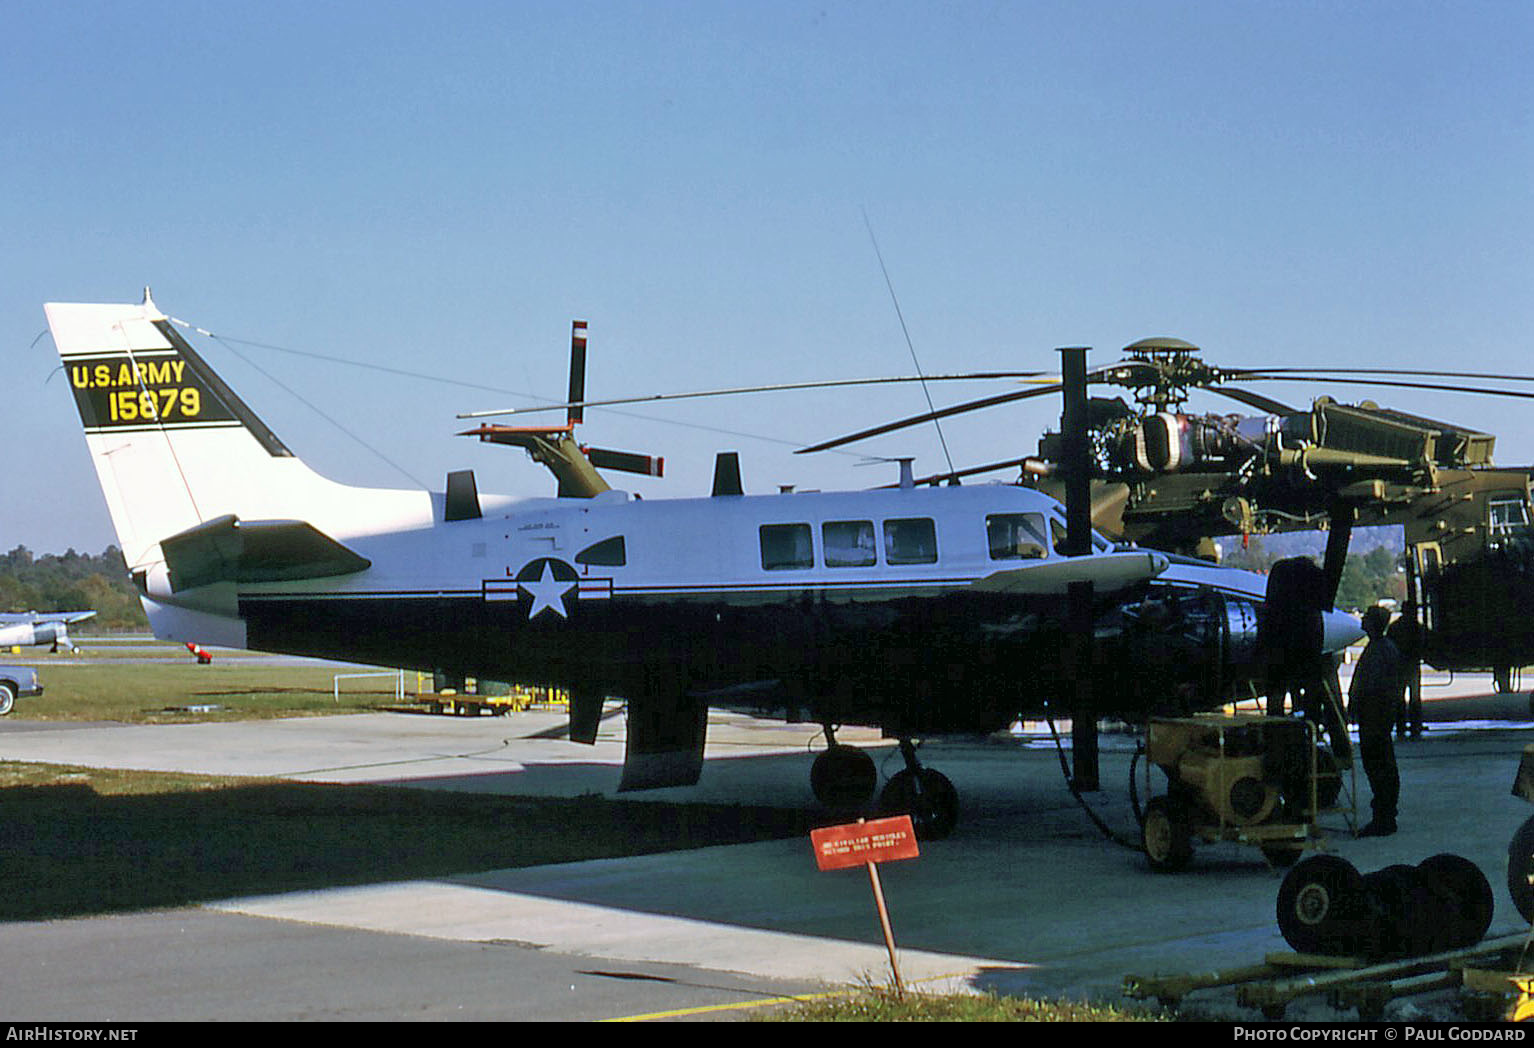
[880,768,958,841]
[1141,796,1193,873]
[810,745,877,809]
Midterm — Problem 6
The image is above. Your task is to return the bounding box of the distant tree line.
[0,546,148,629]
[1219,534,1407,612]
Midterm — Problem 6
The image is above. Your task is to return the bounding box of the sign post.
[810,815,921,995]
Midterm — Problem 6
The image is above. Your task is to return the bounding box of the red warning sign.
[810,815,920,872]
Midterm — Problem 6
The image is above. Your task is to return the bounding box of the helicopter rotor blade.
[875,455,1050,488]
[797,382,1068,454]
[1205,385,1300,416]
[1224,365,1534,384]
[458,370,1056,421]
[1231,374,1534,401]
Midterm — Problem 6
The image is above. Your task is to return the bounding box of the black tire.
[1416,853,1493,950]
[1508,814,1534,924]
[879,768,959,841]
[1276,855,1363,954]
[810,745,877,808]
[1261,844,1304,868]
[1142,796,1194,873]
[0,682,13,716]
[1358,864,1431,960]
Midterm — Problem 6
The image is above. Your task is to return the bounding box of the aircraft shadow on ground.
[0,753,841,923]
[0,739,1125,922]
[2,738,1313,972]
[391,740,1300,961]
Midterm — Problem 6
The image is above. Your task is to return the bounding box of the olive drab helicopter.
[801,336,1534,687]
[45,293,1367,840]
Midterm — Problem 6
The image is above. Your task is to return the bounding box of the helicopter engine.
[1122,412,1276,475]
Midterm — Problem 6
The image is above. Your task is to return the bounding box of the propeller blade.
[583,446,664,477]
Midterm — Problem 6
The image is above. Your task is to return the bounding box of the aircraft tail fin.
[44,291,430,577]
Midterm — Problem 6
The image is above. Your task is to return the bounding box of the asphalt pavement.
[2,666,1532,1021]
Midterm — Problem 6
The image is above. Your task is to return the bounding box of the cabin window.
[1489,497,1530,535]
[760,523,814,571]
[575,535,626,567]
[883,517,937,565]
[1049,517,1068,554]
[986,513,1049,560]
[823,520,876,567]
[1488,496,1530,552]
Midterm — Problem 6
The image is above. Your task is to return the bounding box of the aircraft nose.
[1323,607,1364,653]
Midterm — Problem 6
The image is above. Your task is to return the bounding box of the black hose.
[1044,714,1143,851]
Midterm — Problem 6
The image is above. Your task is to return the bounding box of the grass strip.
[767,985,1166,1021]
[10,660,414,722]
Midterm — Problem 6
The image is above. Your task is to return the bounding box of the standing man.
[1350,605,1404,837]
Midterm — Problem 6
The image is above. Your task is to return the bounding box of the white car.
[0,666,43,716]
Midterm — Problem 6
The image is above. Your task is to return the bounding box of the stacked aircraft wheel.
[1355,864,1429,959]
[1508,814,1534,923]
[1277,854,1492,959]
[1276,855,1364,954]
[1417,853,1495,953]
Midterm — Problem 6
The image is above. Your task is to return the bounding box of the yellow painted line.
[601,990,850,1022]
[600,971,982,1022]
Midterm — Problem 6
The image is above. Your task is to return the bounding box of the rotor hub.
[1109,337,1222,411]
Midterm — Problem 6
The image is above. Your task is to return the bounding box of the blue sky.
[4,1,1532,554]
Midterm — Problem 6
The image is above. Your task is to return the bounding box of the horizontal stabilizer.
[161,515,372,592]
[971,550,1169,596]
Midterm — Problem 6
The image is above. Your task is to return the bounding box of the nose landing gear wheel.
[879,768,958,841]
